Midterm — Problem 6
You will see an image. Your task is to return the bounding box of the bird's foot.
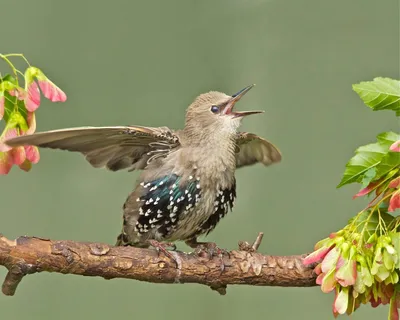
[185,239,229,259]
[148,240,178,267]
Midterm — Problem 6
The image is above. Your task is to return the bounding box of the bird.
[6,84,281,258]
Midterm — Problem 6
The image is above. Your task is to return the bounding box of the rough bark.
[0,233,317,296]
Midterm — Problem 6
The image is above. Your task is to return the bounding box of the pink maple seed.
[9,87,27,100]
[303,245,334,265]
[353,181,380,199]
[11,146,26,166]
[314,263,322,275]
[0,152,13,175]
[25,81,41,112]
[321,269,337,293]
[335,259,357,287]
[24,145,40,163]
[388,192,400,212]
[321,246,340,273]
[0,95,4,120]
[316,272,324,285]
[0,128,18,152]
[38,79,67,102]
[26,112,37,135]
[388,177,400,189]
[334,287,349,315]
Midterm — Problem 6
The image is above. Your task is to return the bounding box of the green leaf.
[361,168,377,188]
[337,132,400,188]
[0,74,17,85]
[375,152,400,180]
[353,77,400,115]
[377,131,400,145]
[2,91,28,124]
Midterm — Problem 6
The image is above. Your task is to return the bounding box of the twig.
[0,233,317,296]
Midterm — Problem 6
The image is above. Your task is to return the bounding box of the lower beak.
[222,84,264,118]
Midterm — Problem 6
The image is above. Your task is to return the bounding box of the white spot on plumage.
[136,198,141,202]
[196,184,200,189]
[139,208,144,215]
[169,190,173,194]
[173,206,178,213]
[189,175,193,180]
[159,181,164,186]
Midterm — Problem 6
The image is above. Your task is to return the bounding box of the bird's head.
[184,84,263,141]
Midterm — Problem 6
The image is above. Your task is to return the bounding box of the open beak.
[222,84,264,118]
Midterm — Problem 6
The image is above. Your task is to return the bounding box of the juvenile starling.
[6,85,281,256]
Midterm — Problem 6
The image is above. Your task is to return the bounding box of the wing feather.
[6,126,180,171]
[235,132,281,168]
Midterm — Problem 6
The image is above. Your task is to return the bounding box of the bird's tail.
[115,229,149,248]
[115,231,130,246]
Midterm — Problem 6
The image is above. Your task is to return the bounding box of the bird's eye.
[211,105,219,114]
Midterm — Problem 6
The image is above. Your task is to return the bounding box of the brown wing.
[235,132,281,168]
[5,126,180,171]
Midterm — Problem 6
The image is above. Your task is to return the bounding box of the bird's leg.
[185,238,229,258]
[148,240,178,267]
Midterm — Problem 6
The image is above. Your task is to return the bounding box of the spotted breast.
[119,173,236,246]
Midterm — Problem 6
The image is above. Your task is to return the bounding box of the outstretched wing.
[6,126,180,171]
[235,132,281,168]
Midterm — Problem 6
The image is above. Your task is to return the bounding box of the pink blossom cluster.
[0,67,66,174]
[304,230,400,319]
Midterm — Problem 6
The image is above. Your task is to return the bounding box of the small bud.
[389,140,400,152]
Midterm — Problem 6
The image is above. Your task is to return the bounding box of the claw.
[148,240,178,267]
[185,239,229,272]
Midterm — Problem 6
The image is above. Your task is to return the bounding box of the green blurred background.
[1,0,399,319]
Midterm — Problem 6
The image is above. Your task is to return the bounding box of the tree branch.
[0,233,317,296]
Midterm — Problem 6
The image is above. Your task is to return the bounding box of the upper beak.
[222,84,264,118]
